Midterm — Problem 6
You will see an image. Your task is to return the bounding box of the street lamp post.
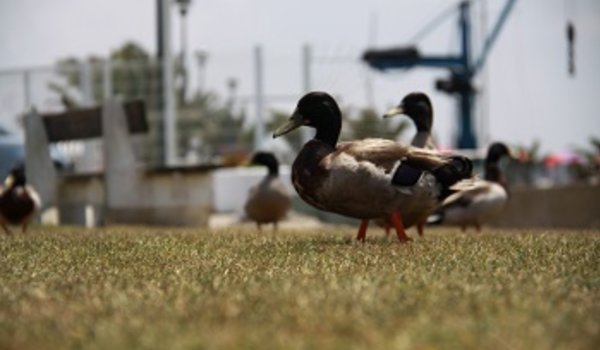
[175,0,191,105]
[195,50,208,96]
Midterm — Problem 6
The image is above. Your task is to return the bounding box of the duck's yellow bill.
[383,106,405,119]
[273,109,304,138]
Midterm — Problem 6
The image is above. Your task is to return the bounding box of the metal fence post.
[103,59,113,100]
[254,45,265,151]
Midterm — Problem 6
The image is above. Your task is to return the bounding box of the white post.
[24,108,56,209]
[301,44,312,143]
[254,45,265,150]
[103,98,139,208]
[161,0,177,165]
[102,59,112,100]
[79,61,94,107]
[23,70,32,110]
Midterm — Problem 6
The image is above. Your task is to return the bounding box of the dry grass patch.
[0,226,598,349]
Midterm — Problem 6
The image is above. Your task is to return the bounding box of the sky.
[0,0,599,154]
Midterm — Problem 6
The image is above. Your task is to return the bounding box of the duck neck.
[411,131,430,148]
[411,106,433,133]
[265,162,279,176]
[484,161,506,187]
[314,119,341,148]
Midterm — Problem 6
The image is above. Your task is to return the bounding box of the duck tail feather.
[432,156,473,188]
[427,210,444,225]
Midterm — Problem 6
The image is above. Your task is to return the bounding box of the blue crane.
[363,0,517,149]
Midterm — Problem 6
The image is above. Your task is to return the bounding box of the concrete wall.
[104,169,214,226]
[55,169,215,227]
[492,184,600,229]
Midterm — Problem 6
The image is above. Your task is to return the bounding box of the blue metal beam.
[363,0,517,150]
[457,1,477,149]
[473,0,517,75]
[368,56,465,71]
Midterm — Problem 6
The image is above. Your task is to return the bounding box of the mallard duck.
[0,166,41,234]
[381,92,437,236]
[429,142,513,231]
[384,91,436,149]
[273,92,472,242]
[244,152,291,230]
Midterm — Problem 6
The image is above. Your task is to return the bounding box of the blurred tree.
[53,41,162,109]
[344,107,409,141]
[266,110,304,153]
[515,140,541,164]
[571,136,600,183]
[178,91,252,162]
[509,140,541,187]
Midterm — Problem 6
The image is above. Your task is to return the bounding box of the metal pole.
[161,0,177,165]
[195,50,208,95]
[459,1,471,70]
[156,0,166,165]
[157,0,164,60]
[80,61,94,107]
[457,1,477,149]
[478,0,490,146]
[103,59,113,99]
[179,11,188,104]
[254,45,265,150]
[301,44,312,143]
[23,70,32,110]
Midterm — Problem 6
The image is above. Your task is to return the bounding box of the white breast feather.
[443,182,507,225]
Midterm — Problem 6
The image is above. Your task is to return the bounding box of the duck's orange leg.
[391,211,411,242]
[356,219,369,242]
[1,223,11,235]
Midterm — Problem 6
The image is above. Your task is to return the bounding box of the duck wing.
[439,180,495,210]
[338,138,450,172]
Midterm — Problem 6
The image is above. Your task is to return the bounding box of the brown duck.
[244,152,291,230]
[273,92,472,242]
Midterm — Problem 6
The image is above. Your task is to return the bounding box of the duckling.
[429,142,513,231]
[244,152,291,230]
[381,92,437,236]
[0,166,41,234]
[273,92,472,242]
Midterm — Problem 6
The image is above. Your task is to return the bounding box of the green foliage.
[51,41,252,161]
[0,227,597,349]
[178,92,251,158]
[268,106,410,155]
[54,42,161,109]
[571,136,600,182]
[344,107,409,141]
[267,110,304,153]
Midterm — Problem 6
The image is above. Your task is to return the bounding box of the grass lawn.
[0,226,598,349]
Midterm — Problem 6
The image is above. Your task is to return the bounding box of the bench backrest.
[41,100,148,142]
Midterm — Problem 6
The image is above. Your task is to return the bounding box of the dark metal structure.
[363,0,517,149]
